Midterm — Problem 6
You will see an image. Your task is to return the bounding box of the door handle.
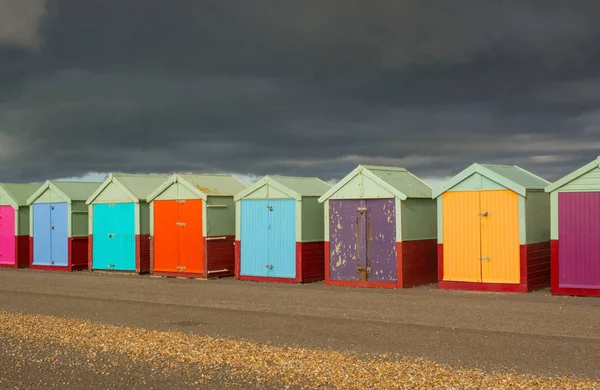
[478,212,489,217]
[108,233,115,238]
[266,265,274,269]
[51,224,55,229]
[480,257,491,261]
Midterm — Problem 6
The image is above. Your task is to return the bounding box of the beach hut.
[0,183,40,268]
[545,156,600,297]
[86,173,168,273]
[433,163,550,293]
[27,181,101,271]
[318,166,437,289]
[234,176,331,283]
[146,173,247,278]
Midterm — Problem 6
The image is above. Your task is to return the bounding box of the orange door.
[153,200,179,272]
[178,199,204,274]
[442,191,482,282]
[480,190,520,284]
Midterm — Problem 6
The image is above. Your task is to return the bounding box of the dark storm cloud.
[2,0,600,184]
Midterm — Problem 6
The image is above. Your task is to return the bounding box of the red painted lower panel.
[137,234,151,274]
[437,243,549,293]
[206,235,235,278]
[235,241,323,284]
[88,235,93,271]
[0,236,29,269]
[70,237,89,270]
[299,241,325,283]
[401,239,438,288]
[29,237,86,272]
[551,240,600,297]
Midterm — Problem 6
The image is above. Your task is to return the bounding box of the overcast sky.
[2,1,600,187]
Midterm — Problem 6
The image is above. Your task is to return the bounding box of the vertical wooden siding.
[558,192,600,289]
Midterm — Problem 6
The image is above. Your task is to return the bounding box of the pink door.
[0,206,16,265]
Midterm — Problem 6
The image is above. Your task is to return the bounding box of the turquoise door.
[240,199,296,279]
[93,203,136,271]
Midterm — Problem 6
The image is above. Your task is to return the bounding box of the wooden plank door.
[49,202,69,266]
[240,200,270,277]
[153,200,179,273]
[92,204,114,270]
[33,203,52,266]
[177,199,204,274]
[0,206,15,265]
[365,199,397,283]
[267,200,296,279]
[442,191,482,282]
[558,192,600,289]
[328,199,362,281]
[480,190,520,284]
[111,203,136,271]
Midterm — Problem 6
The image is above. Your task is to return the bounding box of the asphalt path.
[0,269,598,380]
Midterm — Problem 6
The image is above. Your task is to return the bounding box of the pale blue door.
[93,203,136,271]
[240,200,269,277]
[50,202,69,266]
[267,200,296,278]
[33,203,52,265]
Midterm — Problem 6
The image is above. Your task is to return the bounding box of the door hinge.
[266,264,274,269]
[177,199,186,204]
[266,206,274,211]
[480,257,491,261]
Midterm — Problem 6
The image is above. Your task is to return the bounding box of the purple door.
[558,192,600,289]
[329,199,397,282]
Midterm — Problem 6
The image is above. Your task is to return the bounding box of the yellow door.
[442,191,481,282]
[480,190,520,284]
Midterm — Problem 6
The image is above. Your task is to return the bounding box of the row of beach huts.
[1,157,600,298]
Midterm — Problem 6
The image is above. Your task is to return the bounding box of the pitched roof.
[86,173,169,204]
[234,176,330,201]
[27,180,102,205]
[147,173,247,201]
[319,165,431,202]
[0,183,40,207]
[545,156,600,193]
[432,163,550,198]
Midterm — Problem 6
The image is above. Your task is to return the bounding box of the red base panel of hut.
[29,237,89,272]
[151,235,236,279]
[550,240,600,297]
[234,241,324,284]
[87,234,151,274]
[437,242,551,293]
[0,236,30,269]
[324,239,437,289]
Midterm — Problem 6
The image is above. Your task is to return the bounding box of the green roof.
[433,163,550,198]
[266,176,331,197]
[52,181,102,201]
[364,166,432,198]
[234,175,331,201]
[545,156,600,192]
[178,174,247,196]
[0,183,40,206]
[112,174,169,201]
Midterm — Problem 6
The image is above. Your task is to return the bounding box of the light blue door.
[50,203,69,266]
[267,200,296,278]
[240,200,269,277]
[240,199,296,279]
[33,203,52,265]
[93,203,136,271]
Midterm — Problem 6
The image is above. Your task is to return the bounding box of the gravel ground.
[0,311,598,389]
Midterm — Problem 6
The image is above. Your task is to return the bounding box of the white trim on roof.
[26,181,72,205]
[432,163,528,199]
[146,174,208,202]
[233,176,302,201]
[85,173,139,204]
[318,165,410,203]
[545,156,600,193]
